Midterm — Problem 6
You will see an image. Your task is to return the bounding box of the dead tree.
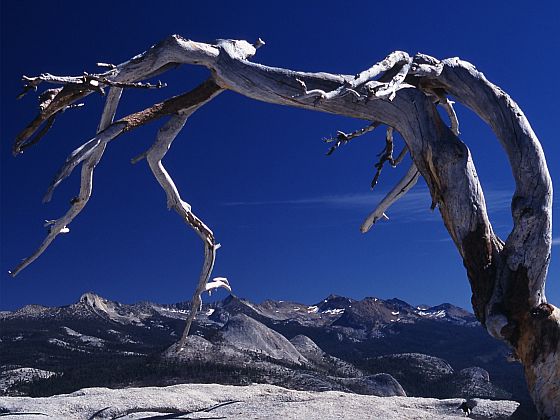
[9,36,558,418]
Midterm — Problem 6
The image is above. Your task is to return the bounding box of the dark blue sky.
[1,1,559,311]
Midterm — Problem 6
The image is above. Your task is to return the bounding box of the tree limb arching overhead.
[10,36,558,418]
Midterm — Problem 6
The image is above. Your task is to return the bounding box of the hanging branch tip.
[96,62,116,69]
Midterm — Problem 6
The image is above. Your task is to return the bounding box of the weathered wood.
[361,163,420,233]
[11,37,558,418]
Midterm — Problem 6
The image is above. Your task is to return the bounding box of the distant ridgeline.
[0,292,529,407]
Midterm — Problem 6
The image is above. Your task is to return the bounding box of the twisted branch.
[10,80,224,277]
[294,51,413,105]
[136,82,230,347]
[370,126,396,189]
[324,122,381,155]
[18,72,165,98]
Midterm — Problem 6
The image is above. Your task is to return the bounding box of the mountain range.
[0,292,531,410]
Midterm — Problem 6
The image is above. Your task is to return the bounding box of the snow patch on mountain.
[322,308,345,315]
[61,327,105,347]
[152,305,190,320]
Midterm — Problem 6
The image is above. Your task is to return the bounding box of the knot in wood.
[530,303,554,320]
[216,39,257,60]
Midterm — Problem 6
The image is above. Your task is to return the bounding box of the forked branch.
[10,80,224,277]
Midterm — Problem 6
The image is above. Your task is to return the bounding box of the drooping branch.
[323,122,416,232]
[392,146,408,167]
[137,86,231,348]
[9,143,108,277]
[10,39,261,349]
[361,163,420,233]
[438,96,459,136]
[12,77,232,347]
[419,85,460,136]
[10,80,224,277]
[14,73,164,155]
[14,85,92,155]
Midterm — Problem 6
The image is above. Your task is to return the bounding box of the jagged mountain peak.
[78,292,115,311]
[384,298,414,309]
[325,293,344,300]
[307,294,356,315]
[5,292,477,328]
[76,292,153,325]
[219,294,259,312]
[79,291,103,303]
[317,294,356,305]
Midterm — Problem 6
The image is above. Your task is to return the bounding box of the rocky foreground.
[0,383,522,419]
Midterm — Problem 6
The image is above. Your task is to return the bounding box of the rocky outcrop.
[371,353,455,383]
[290,334,362,377]
[0,383,521,419]
[447,367,511,400]
[220,314,307,365]
[334,374,406,397]
[364,353,511,401]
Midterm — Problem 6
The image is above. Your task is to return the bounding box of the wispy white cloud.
[225,187,510,211]
[224,192,427,209]
[552,237,560,247]
[223,193,381,208]
[223,187,558,227]
[224,188,438,222]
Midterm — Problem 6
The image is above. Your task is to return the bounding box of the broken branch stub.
[12,37,558,418]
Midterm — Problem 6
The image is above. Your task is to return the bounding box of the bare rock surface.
[0,383,520,419]
[220,314,308,365]
[334,373,407,397]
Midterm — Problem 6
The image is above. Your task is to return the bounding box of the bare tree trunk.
[11,36,558,418]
